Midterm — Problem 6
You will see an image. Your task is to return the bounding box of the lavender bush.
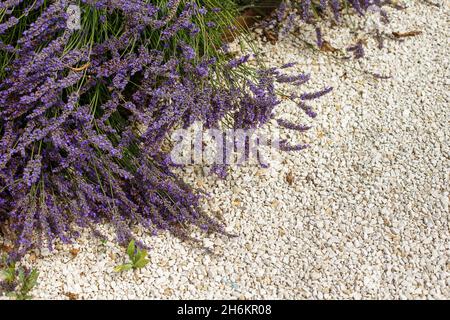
[0,0,329,258]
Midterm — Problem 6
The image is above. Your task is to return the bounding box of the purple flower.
[277,119,312,131]
[179,42,196,60]
[300,87,333,100]
[280,62,297,69]
[279,139,310,152]
[315,27,323,48]
[347,41,365,59]
[227,54,250,69]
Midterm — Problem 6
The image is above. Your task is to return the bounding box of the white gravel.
[3,0,450,299]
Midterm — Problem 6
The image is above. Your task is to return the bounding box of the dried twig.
[392,30,423,38]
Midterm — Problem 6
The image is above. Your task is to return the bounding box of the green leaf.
[3,265,16,283]
[126,240,136,260]
[133,258,149,269]
[24,269,39,291]
[114,263,133,273]
[6,292,17,298]
[133,250,149,269]
[17,268,25,283]
[1,269,10,282]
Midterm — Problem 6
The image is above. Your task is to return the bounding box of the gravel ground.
[4,1,449,299]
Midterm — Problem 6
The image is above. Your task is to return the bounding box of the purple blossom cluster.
[347,40,365,59]
[0,0,331,258]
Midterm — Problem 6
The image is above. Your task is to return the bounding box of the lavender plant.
[0,0,329,259]
[0,255,39,299]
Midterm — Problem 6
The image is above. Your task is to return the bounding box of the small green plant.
[114,240,149,272]
[1,260,16,284]
[10,268,39,300]
[0,256,39,300]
